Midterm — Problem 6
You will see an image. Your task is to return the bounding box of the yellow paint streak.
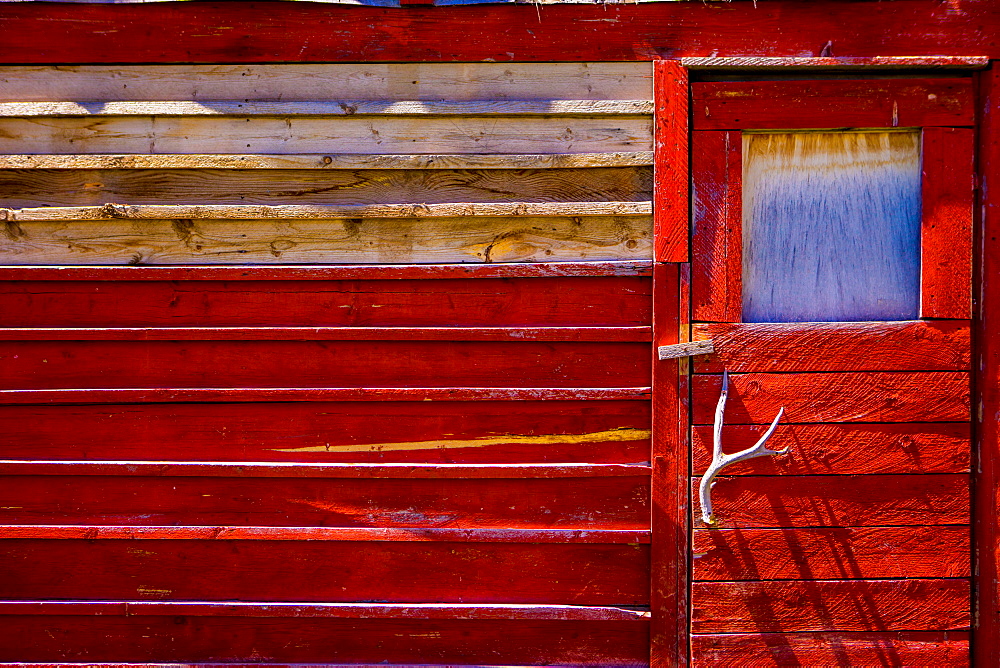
[271,427,651,453]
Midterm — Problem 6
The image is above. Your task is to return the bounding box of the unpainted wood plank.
[0,152,656,170]
[692,579,970,633]
[693,526,969,580]
[0,63,654,102]
[0,166,653,208]
[0,340,651,390]
[692,423,970,476]
[0,400,651,464]
[691,130,741,322]
[691,372,969,424]
[682,56,989,70]
[692,79,974,129]
[0,116,653,155]
[922,127,974,318]
[0,539,650,605]
[692,320,970,372]
[691,632,969,667]
[653,60,688,262]
[690,474,969,528]
[0,215,652,265]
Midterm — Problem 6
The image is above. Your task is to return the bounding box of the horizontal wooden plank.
[0,400,650,464]
[0,276,651,328]
[691,474,969,528]
[693,526,969,580]
[0,215,652,265]
[692,372,969,424]
[693,423,970,475]
[0,63,653,102]
[0,261,653,280]
[0,151,656,170]
[0,526,650,543]
[0,615,649,664]
[691,632,969,667]
[0,326,652,342]
[0,387,651,404]
[693,321,970,372]
[0,539,650,604]
[0,600,650,621]
[0,340,650,390]
[0,116,653,155]
[0,166,652,208]
[682,56,989,70]
[5,201,651,221]
[0,99,654,117]
[692,79,974,129]
[692,579,970,632]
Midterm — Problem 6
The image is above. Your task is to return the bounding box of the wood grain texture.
[0,340,649,390]
[0,166,652,208]
[690,474,969,528]
[691,372,970,424]
[0,615,649,664]
[0,539,649,605]
[0,215,652,265]
[692,321,970,373]
[0,152,656,170]
[922,127,974,318]
[692,79,974,130]
[691,632,969,667]
[693,526,970,581]
[692,423,970,476]
[0,400,650,464]
[691,131,741,322]
[692,579,970,633]
[682,56,989,70]
[653,59,688,263]
[0,116,653,155]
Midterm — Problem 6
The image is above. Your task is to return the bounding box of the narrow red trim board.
[654,60,689,263]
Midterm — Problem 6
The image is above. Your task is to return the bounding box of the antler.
[698,370,787,525]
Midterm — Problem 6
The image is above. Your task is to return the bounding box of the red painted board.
[691,372,970,424]
[691,579,970,633]
[693,526,970,581]
[0,340,650,389]
[691,632,969,667]
[922,127,974,319]
[654,60,688,263]
[692,320,970,373]
[692,79,974,130]
[690,474,969,528]
[0,539,649,605]
[0,2,995,63]
[692,422,970,476]
[0,400,650,464]
[691,131,741,323]
[0,276,652,328]
[0,615,648,665]
[0,474,649,529]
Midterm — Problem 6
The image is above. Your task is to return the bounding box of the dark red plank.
[0,400,650,464]
[693,526,969,581]
[0,474,649,529]
[0,340,650,390]
[692,79,974,129]
[692,579,970,633]
[692,423,970,476]
[0,614,648,665]
[691,372,969,424]
[691,130,741,323]
[922,127,974,319]
[653,60,688,263]
[690,474,969,528]
[691,632,969,667]
[0,539,649,605]
[0,276,652,328]
[693,320,970,373]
